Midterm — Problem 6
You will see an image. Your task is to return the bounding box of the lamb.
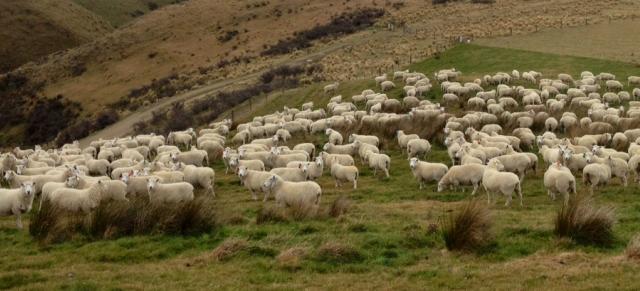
[437,164,485,195]
[261,175,322,210]
[397,130,419,152]
[0,181,35,228]
[409,158,447,190]
[238,167,273,201]
[366,152,391,178]
[320,151,355,168]
[174,163,215,196]
[146,177,194,204]
[544,162,576,205]
[406,139,431,160]
[330,159,358,189]
[49,180,107,213]
[270,166,308,182]
[482,159,523,206]
[380,80,396,91]
[325,128,343,145]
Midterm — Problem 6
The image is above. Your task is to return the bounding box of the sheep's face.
[322,144,330,151]
[147,178,159,192]
[4,171,13,181]
[21,182,35,198]
[437,182,445,192]
[409,158,418,169]
[238,167,247,178]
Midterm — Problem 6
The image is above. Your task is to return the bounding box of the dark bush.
[26,96,81,145]
[261,8,385,56]
[554,195,615,246]
[94,109,119,129]
[441,200,493,252]
[218,30,239,43]
[147,1,159,10]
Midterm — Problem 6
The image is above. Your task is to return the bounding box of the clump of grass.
[256,205,288,224]
[286,200,317,220]
[211,238,248,261]
[441,200,493,252]
[328,195,351,218]
[626,235,640,260]
[277,247,308,270]
[554,195,615,246]
[315,242,364,264]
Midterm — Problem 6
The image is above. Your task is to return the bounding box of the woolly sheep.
[320,152,354,168]
[49,180,107,213]
[323,143,356,156]
[324,82,339,94]
[380,80,395,91]
[270,152,308,168]
[348,134,379,147]
[483,159,523,206]
[270,166,308,182]
[582,161,611,194]
[409,158,447,190]
[300,157,324,180]
[146,177,194,204]
[397,130,419,152]
[406,139,431,160]
[261,175,321,209]
[229,157,265,173]
[325,128,343,145]
[330,159,358,189]
[175,163,215,196]
[0,181,35,228]
[366,152,390,178]
[437,164,485,195]
[544,162,576,204]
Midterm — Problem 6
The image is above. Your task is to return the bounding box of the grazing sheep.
[366,152,390,178]
[270,166,308,182]
[380,80,396,91]
[49,180,107,213]
[544,162,576,205]
[482,159,523,206]
[409,158,447,190]
[406,139,431,160]
[325,128,343,145]
[0,181,35,228]
[397,130,419,152]
[175,163,216,196]
[324,82,339,94]
[320,152,354,168]
[238,167,273,201]
[146,177,194,204]
[437,164,485,195]
[261,175,322,209]
[330,159,358,189]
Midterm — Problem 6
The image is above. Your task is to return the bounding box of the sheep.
[539,145,562,167]
[0,181,35,228]
[325,128,343,145]
[270,152,309,168]
[582,160,611,194]
[366,152,390,178]
[561,150,589,174]
[167,131,194,149]
[4,169,71,195]
[544,162,576,204]
[380,80,396,91]
[174,163,215,196]
[330,158,358,189]
[49,180,107,213]
[406,139,431,160]
[491,154,532,181]
[324,82,339,94]
[437,164,485,195]
[545,117,558,132]
[375,73,387,84]
[397,130,419,152]
[97,180,129,202]
[348,134,379,147]
[483,159,523,206]
[261,175,321,209]
[146,177,194,204]
[40,176,80,210]
[15,165,51,176]
[628,155,640,183]
[611,133,629,151]
[292,143,316,158]
[229,157,265,173]
[633,88,640,100]
[270,166,308,182]
[86,159,110,176]
[605,80,623,92]
[320,152,354,168]
[409,158,447,190]
[170,150,209,167]
[323,143,356,156]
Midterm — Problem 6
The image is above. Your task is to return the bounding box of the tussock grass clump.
[554,195,615,246]
[29,195,217,244]
[276,247,308,270]
[625,235,640,261]
[211,238,248,262]
[315,242,364,264]
[328,195,351,218]
[256,205,288,224]
[441,200,493,252]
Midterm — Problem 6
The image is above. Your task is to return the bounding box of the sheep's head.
[322,143,330,151]
[146,177,160,193]
[409,158,418,169]
[4,170,14,181]
[21,181,35,198]
[261,175,278,192]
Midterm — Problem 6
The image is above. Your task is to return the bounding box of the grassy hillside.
[72,0,187,27]
[2,45,640,289]
[0,0,112,73]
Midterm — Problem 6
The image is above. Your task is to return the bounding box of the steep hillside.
[0,0,112,73]
[72,0,189,27]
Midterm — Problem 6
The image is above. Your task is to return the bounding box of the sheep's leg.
[471,183,478,196]
[353,179,357,190]
[373,168,377,176]
[505,194,512,207]
[419,181,423,190]
[486,189,491,205]
[15,213,22,229]
[250,190,257,201]
[623,175,628,186]
[209,186,216,197]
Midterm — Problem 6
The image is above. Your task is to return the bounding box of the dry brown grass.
[276,247,308,270]
[554,194,615,246]
[315,242,364,264]
[211,238,249,262]
[328,195,351,218]
[626,235,640,261]
[441,199,493,252]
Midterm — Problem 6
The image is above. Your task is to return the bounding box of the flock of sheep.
[2,65,640,231]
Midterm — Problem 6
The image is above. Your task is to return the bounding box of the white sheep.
[49,180,107,213]
[175,163,215,196]
[437,164,485,195]
[0,181,35,228]
[582,158,611,194]
[366,152,390,178]
[330,158,358,189]
[483,159,523,206]
[325,128,343,145]
[40,176,79,210]
[406,139,431,160]
[320,152,354,168]
[397,130,419,152]
[300,157,324,180]
[146,177,194,204]
[348,134,379,147]
[544,162,577,205]
[238,167,273,201]
[229,157,265,173]
[409,158,447,190]
[380,80,396,91]
[261,175,322,209]
[324,82,339,94]
[270,166,308,182]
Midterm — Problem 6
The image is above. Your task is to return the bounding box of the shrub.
[441,200,493,252]
[147,2,159,10]
[277,247,308,270]
[328,195,351,218]
[211,238,248,261]
[315,242,364,264]
[217,30,239,43]
[27,96,81,145]
[554,195,615,246]
[256,205,287,224]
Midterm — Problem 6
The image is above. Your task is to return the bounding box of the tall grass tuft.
[441,200,493,252]
[554,194,615,246]
[328,195,351,218]
[626,234,640,260]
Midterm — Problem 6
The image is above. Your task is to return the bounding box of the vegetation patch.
[441,200,493,252]
[315,242,364,264]
[554,195,615,246]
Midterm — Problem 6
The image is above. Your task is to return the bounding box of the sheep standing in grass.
[270,166,308,182]
[300,157,324,180]
[325,128,343,145]
[146,177,194,204]
[174,163,216,196]
[330,158,359,189]
[238,167,273,201]
[397,130,419,153]
[261,175,322,210]
[409,158,447,190]
[380,80,395,91]
[437,164,485,195]
[40,176,79,210]
[582,159,611,194]
[324,82,339,94]
[544,162,576,205]
[0,181,35,228]
[407,139,431,160]
[49,180,107,213]
[320,152,354,168]
[366,152,391,178]
[483,159,523,206]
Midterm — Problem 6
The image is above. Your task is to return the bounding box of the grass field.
[2,44,640,290]
[72,0,183,27]
[476,19,640,65]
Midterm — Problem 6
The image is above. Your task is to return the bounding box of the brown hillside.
[0,0,112,73]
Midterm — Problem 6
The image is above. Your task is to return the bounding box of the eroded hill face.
[72,0,189,27]
[0,0,112,73]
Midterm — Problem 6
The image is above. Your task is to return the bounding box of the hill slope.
[72,0,188,27]
[0,0,112,73]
